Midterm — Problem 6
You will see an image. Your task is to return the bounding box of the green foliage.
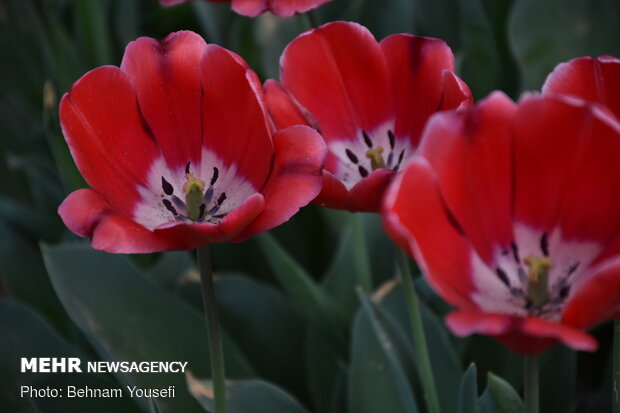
[0,0,617,412]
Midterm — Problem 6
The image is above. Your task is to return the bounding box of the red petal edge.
[446,311,598,354]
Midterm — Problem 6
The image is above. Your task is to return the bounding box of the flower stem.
[614,320,620,412]
[197,245,227,413]
[351,213,373,294]
[397,250,441,413]
[524,355,540,413]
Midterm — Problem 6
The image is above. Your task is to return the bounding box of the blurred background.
[1,0,620,412]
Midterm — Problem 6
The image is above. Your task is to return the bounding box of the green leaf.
[458,0,519,98]
[42,243,254,413]
[380,282,463,413]
[0,300,141,413]
[187,375,310,413]
[256,232,347,332]
[479,372,524,413]
[458,364,480,413]
[215,275,307,399]
[349,289,418,413]
[509,0,620,91]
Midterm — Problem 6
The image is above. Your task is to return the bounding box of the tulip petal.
[264,79,311,130]
[231,0,267,16]
[380,34,472,146]
[58,189,113,238]
[201,44,273,189]
[446,311,598,354]
[382,157,477,308]
[120,31,206,169]
[91,214,185,254]
[268,0,331,16]
[417,92,516,263]
[236,125,326,240]
[563,257,620,329]
[514,95,620,243]
[543,56,620,121]
[346,168,395,212]
[280,21,393,144]
[59,66,160,216]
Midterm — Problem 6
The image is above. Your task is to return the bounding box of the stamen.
[362,131,373,148]
[210,167,219,185]
[358,165,369,177]
[566,262,580,277]
[387,153,394,167]
[185,161,191,175]
[540,233,549,256]
[217,192,227,205]
[559,284,571,299]
[511,242,521,263]
[388,130,395,149]
[345,149,359,164]
[204,186,214,205]
[172,195,186,210]
[161,177,174,196]
[495,267,510,287]
[366,147,386,170]
[396,149,405,168]
[197,204,206,221]
[162,199,177,216]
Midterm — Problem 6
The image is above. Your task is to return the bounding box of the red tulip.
[383,91,620,354]
[543,55,620,121]
[58,31,326,253]
[266,21,472,212]
[159,0,331,17]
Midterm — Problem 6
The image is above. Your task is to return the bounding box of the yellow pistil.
[366,147,386,170]
[182,173,206,221]
[523,255,552,309]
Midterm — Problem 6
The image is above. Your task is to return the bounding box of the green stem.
[524,355,540,413]
[197,246,227,413]
[614,320,620,412]
[351,213,373,293]
[397,250,441,413]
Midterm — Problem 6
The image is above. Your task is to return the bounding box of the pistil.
[183,172,206,221]
[523,255,552,309]
[366,147,386,170]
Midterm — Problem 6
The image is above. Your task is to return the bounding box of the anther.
[161,177,174,196]
[210,167,219,186]
[540,233,549,256]
[358,165,369,177]
[162,199,177,216]
[185,162,191,175]
[495,267,510,287]
[388,130,395,149]
[345,149,359,164]
[217,192,227,206]
[172,195,186,209]
[511,242,521,263]
[362,131,373,148]
[396,149,405,168]
[204,186,214,205]
[197,204,206,221]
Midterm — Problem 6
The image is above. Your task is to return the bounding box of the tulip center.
[334,127,410,189]
[159,162,228,224]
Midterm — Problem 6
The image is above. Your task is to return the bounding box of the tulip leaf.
[509,0,620,91]
[458,364,480,413]
[187,374,310,413]
[479,372,524,413]
[378,278,464,412]
[0,300,142,413]
[349,289,419,413]
[458,0,519,98]
[42,243,254,413]
[256,232,347,332]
